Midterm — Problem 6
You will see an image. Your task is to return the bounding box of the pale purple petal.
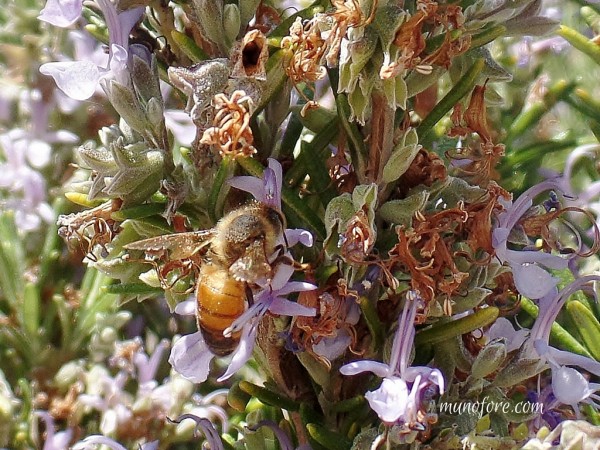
[169,332,214,383]
[267,264,295,290]
[536,341,600,378]
[391,291,420,374]
[262,164,282,208]
[275,280,317,297]
[486,317,529,352]
[26,140,52,168]
[174,298,196,316]
[108,44,130,86]
[339,360,391,378]
[228,158,283,209]
[36,411,74,450]
[113,7,145,48]
[226,301,268,335]
[36,202,57,224]
[228,176,264,200]
[365,377,409,423]
[403,366,445,394]
[164,109,196,146]
[186,404,229,433]
[491,227,510,248]
[48,430,73,450]
[72,436,127,450]
[497,179,565,231]
[269,297,316,316]
[217,324,257,381]
[96,0,122,47]
[15,210,42,231]
[46,129,79,144]
[313,331,352,361]
[135,339,169,384]
[173,415,224,450]
[38,0,83,27]
[284,228,314,247]
[552,366,595,406]
[500,247,569,270]
[40,61,105,100]
[512,263,559,299]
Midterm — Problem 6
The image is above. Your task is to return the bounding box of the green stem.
[505,79,576,146]
[416,58,485,140]
[208,157,234,223]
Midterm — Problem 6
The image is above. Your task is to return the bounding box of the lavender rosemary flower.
[340,291,444,426]
[40,0,144,100]
[492,180,570,299]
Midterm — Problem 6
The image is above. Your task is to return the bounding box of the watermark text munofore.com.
[439,397,544,420]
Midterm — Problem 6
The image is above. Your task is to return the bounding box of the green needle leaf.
[566,300,600,361]
[415,306,499,346]
[306,423,352,450]
[557,24,600,66]
[520,297,592,358]
[238,380,300,411]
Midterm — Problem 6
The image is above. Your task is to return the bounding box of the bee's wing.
[229,240,272,283]
[125,230,214,260]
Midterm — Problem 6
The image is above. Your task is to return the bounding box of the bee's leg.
[245,285,255,306]
[271,251,310,271]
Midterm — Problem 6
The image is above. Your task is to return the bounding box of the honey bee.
[125,202,286,356]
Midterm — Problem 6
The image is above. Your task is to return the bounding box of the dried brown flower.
[397,148,447,196]
[387,207,470,307]
[57,200,122,261]
[384,0,469,78]
[463,182,510,254]
[327,148,358,194]
[290,286,359,368]
[200,90,257,158]
[448,83,506,186]
[324,0,376,66]
[281,17,328,85]
[340,207,375,263]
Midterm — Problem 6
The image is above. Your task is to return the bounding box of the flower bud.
[146,97,165,133]
[223,4,241,46]
[130,45,162,105]
[338,28,377,93]
[471,340,507,379]
[105,140,164,206]
[104,79,149,135]
[54,361,85,388]
[382,129,422,183]
[192,0,226,52]
[100,326,117,344]
[493,357,544,388]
